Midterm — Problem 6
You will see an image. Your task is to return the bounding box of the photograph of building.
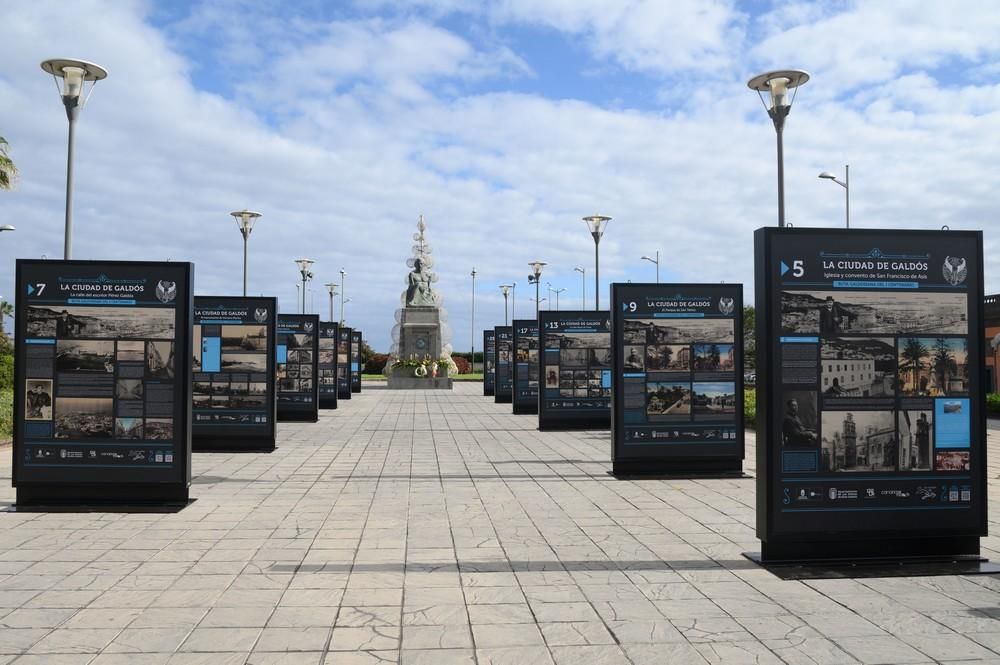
[692,344,735,372]
[898,409,932,471]
[645,345,689,371]
[692,382,736,416]
[624,318,733,345]
[820,410,897,472]
[646,382,691,416]
[821,337,895,398]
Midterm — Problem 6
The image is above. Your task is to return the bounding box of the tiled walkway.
[2,382,1000,664]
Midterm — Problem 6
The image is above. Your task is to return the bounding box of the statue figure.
[406,258,435,307]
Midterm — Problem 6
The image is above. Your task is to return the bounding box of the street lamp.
[553,287,566,310]
[295,258,314,314]
[0,225,15,232]
[582,215,611,310]
[343,297,352,323]
[747,69,810,228]
[339,269,347,325]
[499,284,512,326]
[470,268,477,372]
[574,266,585,309]
[230,210,262,296]
[325,282,338,321]
[546,282,554,311]
[527,261,546,321]
[40,58,108,259]
[819,165,850,228]
[641,251,660,283]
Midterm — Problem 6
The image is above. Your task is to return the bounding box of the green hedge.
[744,388,756,428]
[0,388,11,441]
[988,393,1000,415]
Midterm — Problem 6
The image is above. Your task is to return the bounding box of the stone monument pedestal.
[387,306,454,390]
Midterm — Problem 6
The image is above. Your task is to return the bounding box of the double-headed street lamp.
[41,58,108,259]
[295,259,314,314]
[553,287,566,310]
[819,165,850,228]
[527,261,546,321]
[641,251,660,283]
[324,282,338,321]
[574,266,585,309]
[747,69,810,228]
[230,210,262,296]
[582,215,611,310]
[499,284,512,326]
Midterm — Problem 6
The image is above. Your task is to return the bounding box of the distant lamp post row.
[640,250,659,283]
[747,69,809,228]
[41,58,108,259]
[230,210,262,296]
[819,165,850,228]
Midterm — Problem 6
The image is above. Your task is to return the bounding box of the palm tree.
[0,136,18,190]
[900,338,929,393]
[0,300,12,336]
[932,338,955,394]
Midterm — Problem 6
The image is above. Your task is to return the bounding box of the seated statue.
[406,258,436,307]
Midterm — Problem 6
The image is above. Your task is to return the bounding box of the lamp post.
[747,69,810,228]
[470,268,477,372]
[499,284,512,326]
[295,259,314,314]
[546,283,554,311]
[343,297,352,323]
[230,210,262,296]
[582,215,611,310]
[325,282,338,321]
[40,58,108,259]
[574,266,585,309]
[641,251,660,283]
[295,284,300,310]
[528,261,546,321]
[339,269,347,325]
[0,225,15,233]
[553,288,566,310]
[819,165,850,228]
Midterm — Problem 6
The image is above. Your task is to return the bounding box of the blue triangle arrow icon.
[622,303,628,311]
[780,261,790,276]
[26,284,34,295]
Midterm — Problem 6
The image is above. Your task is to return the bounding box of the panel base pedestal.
[13,484,191,512]
[192,439,275,453]
[611,458,744,478]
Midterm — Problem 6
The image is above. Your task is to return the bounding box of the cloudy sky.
[1,0,998,351]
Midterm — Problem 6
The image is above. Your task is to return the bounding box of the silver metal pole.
[242,234,248,296]
[845,164,850,229]
[63,106,79,259]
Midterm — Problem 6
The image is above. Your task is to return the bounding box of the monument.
[386,216,456,389]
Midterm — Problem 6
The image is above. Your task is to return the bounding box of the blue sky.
[1,0,999,351]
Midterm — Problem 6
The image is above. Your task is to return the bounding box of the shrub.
[988,393,1000,415]
[744,388,756,428]
[452,355,471,374]
[0,389,11,441]
[0,354,12,392]
[364,353,389,375]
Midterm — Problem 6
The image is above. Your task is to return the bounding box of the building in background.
[987,294,1000,393]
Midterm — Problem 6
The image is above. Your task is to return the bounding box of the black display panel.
[14,259,193,505]
[539,311,612,430]
[192,297,276,451]
[494,326,513,403]
[512,320,539,415]
[755,227,986,562]
[611,283,744,475]
[483,330,496,396]
[351,330,362,393]
[337,327,352,400]
[275,314,319,422]
[318,322,339,409]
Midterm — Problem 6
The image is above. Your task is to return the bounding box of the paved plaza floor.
[2,382,1000,664]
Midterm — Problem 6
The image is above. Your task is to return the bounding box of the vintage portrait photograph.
[898,409,933,471]
[147,341,175,379]
[54,397,114,439]
[897,337,969,396]
[781,290,968,336]
[821,410,897,472]
[821,337,896,398]
[782,392,818,448]
[24,379,53,420]
[645,382,691,416]
[28,305,176,339]
[117,340,145,362]
[221,325,268,352]
[692,344,735,372]
[623,345,645,371]
[56,340,114,373]
[692,382,737,416]
[115,417,144,439]
[145,418,173,440]
[545,366,559,388]
[116,379,144,400]
[645,344,690,372]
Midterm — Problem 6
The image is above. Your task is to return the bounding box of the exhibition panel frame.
[538,310,612,430]
[483,329,496,396]
[337,327,352,400]
[351,330,362,393]
[494,326,513,403]
[318,322,339,409]
[275,314,320,422]
[512,319,540,415]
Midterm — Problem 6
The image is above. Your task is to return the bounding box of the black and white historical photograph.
[193,381,211,395]
[589,348,612,367]
[27,305,176,339]
[56,340,114,373]
[24,379,53,421]
[288,333,313,349]
[546,331,609,349]
[117,340,145,362]
[545,366,559,388]
[116,379,144,400]
[288,349,313,364]
[692,382,736,416]
[559,348,588,367]
[781,290,968,336]
[692,344,735,371]
[299,364,314,379]
[220,353,268,373]
[115,417,144,439]
[645,344,690,372]
[319,349,335,366]
[144,418,173,440]
[624,345,645,371]
[193,393,212,408]
[898,409,933,471]
[645,381,691,416]
[54,397,114,439]
[624,318,733,345]
[897,337,969,396]
[221,325,268,351]
[782,391,818,448]
[821,337,896,398]
[147,341,175,379]
[821,410,897,472]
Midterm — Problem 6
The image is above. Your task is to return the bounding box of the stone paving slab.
[1,381,1000,664]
